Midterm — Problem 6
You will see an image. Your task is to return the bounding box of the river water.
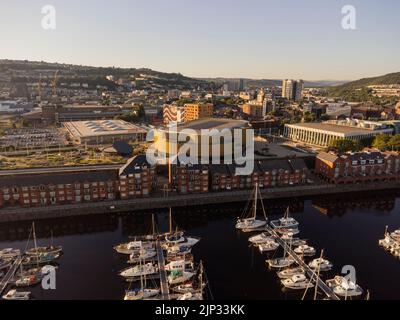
[0,190,399,300]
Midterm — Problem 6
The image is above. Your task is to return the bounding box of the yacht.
[236,184,267,231]
[248,233,274,245]
[309,258,333,272]
[168,270,195,285]
[0,248,21,260]
[21,252,60,267]
[294,245,316,257]
[171,282,206,294]
[270,207,299,229]
[15,275,42,287]
[259,241,279,253]
[124,288,160,300]
[390,229,400,242]
[25,245,62,256]
[165,260,194,272]
[281,234,307,247]
[327,276,363,297]
[277,267,305,279]
[114,241,153,255]
[167,245,191,256]
[275,228,300,236]
[119,263,158,278]
[128,249,157,264]
[267,257,295,269]
[2,289,31,300]
[177,292,203,300]
[281,274,314,290]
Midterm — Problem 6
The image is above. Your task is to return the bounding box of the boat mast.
[314,249,323,301]
[253,183,258,219]
[32,222,39,268]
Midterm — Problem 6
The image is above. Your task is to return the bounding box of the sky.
[0,0,399,80]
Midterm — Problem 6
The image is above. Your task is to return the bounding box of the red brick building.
[0,155,157,209]
[172,163,209,194]
[315,150,400,184]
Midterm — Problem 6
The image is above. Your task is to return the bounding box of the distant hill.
[198,77,347,88]
[0,59,212,90]
[330,72,400,91]
[328,72,400,104]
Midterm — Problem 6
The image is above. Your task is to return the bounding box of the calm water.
[1,191,400,300]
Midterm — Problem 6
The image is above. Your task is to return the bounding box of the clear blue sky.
[0,0,399,80]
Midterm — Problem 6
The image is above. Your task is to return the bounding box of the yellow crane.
[51,70,59,96]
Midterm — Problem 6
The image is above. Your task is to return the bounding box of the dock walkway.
[156,241,170,300]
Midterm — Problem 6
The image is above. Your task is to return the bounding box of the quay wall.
[0,182,399,223]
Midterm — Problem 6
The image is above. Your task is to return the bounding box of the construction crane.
[51,70,59,96]
[37,73,43,102]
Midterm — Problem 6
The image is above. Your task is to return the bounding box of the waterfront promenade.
[0,181,399,223]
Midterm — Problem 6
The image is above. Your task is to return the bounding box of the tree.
[372,134,391,151]
[388,134,400,151]
[328,139,362,153]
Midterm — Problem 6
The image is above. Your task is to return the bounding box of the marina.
[0,191,400,299]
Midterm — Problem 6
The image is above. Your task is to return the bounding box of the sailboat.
[309,258,333,272]
[294,245,316,257]
[277,267,305,279]
[236,183,267,231]
[0,248,21,261]
[119,262,159,279]
[114,241,154,255]
[123,258,160,300]
[259,240,279,253]
[270,207,299,229]
[162,208,201,248]
[22,222,60,267]
[128,248,157,264]
[327,276,364,298]
[248,233,274,245]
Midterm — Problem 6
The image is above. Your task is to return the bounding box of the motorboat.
[170,282,206,294]
[379,234,395,250]
[114,241,154,255]
[168,270,195,285]
[327,276,363,297]
[280,234,307,247]
[277,267,305,279]
[266,257,295,269]
[167,245,191,256]
[309,258,333,272]
[249,233,274,245]
[294,245,316,257]
[281,274,314,290]
[275,228,300,236]
[162,236,201,249]
[0,248,21,260]
[128,249,157,264]
[165,260,194,272]
[390,229,400,242]
[2,289,31,300]
[270,207,299,229]
[236,183,267,231]
[177,292,203,300]
[124,288,160,300]
[119,263,158,278]
[15,275,42,287]
[259,241,279,253]
[25,245,62,256]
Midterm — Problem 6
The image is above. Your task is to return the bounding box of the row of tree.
[327,134,400,154]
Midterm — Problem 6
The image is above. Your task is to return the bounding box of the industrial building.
[64,120,147,145]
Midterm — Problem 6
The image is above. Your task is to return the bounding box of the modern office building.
[184,103,214,122]
[284,120,394,147]
[282,79,304,101]
[64,120,147,145]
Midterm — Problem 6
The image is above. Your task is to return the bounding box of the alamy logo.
[41,5,56,30]
[146,124,255,175]
[41,265,56,290]
[342,265,357,283]
[341,5,356,30]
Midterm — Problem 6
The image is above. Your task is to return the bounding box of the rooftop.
[64,120,147,138]
[166,118,250,132]
[285,122,392,135]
